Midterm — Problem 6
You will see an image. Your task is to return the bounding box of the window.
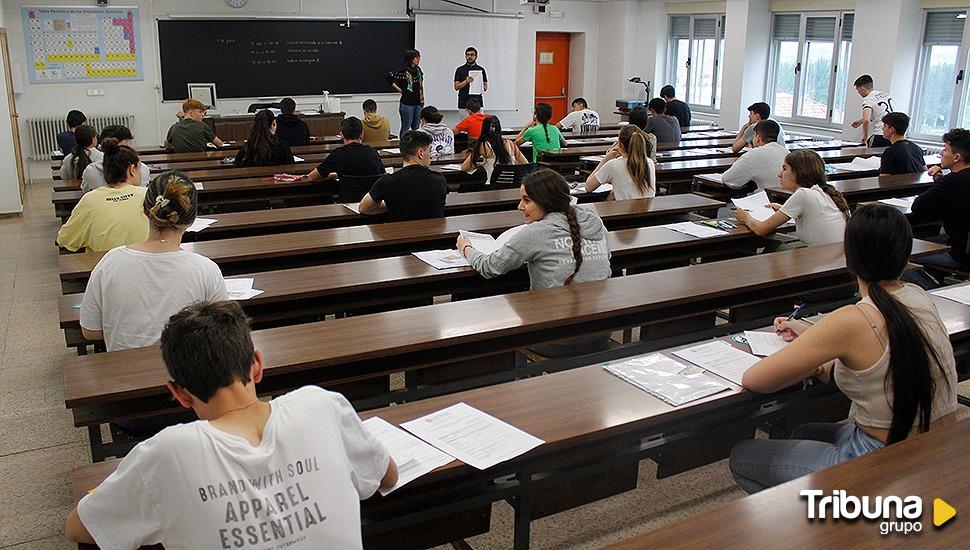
[667,15,726,111]
[767,12,854,126]
[913,11,968,138]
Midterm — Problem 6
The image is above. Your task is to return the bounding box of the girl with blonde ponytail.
[585,125,656,199]
[736,149,849,246]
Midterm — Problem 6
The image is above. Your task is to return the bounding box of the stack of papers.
[401,402,544,470]
[603,354,731,406]
[830,157,881,172]
[932,284,970,306]
[458,225,526,255]
[412,250,470,270]
[732,191,775,221]
[672,340,760,385]
[742,330,790,357]
[225,278,264,300]
[362,417,456,495]
[185,217,217,233]
[662,221,728,239]
[878,196,916,209]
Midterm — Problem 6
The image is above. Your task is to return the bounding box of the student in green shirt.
[515,103,566,163]
[165,98,224,153]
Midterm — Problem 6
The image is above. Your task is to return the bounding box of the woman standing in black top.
[388,49,424,137]
[233,110,295,167]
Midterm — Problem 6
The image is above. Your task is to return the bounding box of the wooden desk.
[204,112,344,142]
[58,195,724,287]
[69,290,970,549]
[766,172,935,205]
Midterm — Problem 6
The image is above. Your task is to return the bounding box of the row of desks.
[69,284,970,548]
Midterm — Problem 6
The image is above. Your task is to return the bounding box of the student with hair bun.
[735,149,850,246]
[59,124,101,181]
[79,170,228,354]
[81,125,150,192]
[585,125,655,199]
[57,139,149,252]
[457,169,612,356]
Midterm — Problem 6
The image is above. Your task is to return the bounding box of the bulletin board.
[21,6,144,83]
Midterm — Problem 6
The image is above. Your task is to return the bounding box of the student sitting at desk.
[457,169,612,357]
[81,125,150,192]
[626,107,659,162]
[303,117,385,182]
[454,97,487,140]
[419,106,455,158]
[461,115,528,183]
[557,97,600,134]
[233,110,295,167]
[59,124,101,181]
[735,149,849,247]
[585,125,655,199]
[56,139,149,253]
[720,120,789,193]
[732,102,786,153]
[643,98,681,146]
[65,301,398,549]
[359,130,448,221]
[165,98,224,153]
[515,103,566,163]
[878,112,927,176]
[730,204,957,493]
[362,99,392,144]
[57,109,86,156]
[275,97,311,147]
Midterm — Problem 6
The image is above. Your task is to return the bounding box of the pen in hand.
[786,303,806,322]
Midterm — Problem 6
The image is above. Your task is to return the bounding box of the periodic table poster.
[22,6,144,83]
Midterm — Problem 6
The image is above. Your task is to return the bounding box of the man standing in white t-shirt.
[65,301,398,550]
[557,97,601,134]
[850,74,894,148]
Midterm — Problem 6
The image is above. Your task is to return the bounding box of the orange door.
[534,33,570,123]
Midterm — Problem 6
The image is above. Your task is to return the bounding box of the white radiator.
[26,114,135,160]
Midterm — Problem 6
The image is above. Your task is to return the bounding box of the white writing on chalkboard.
[215,38,236,45]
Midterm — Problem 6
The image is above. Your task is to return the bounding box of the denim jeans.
[903,234,969,289]
[729,422,884,494]
[399,103,422,136]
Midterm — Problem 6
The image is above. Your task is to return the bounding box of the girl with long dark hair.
[387,49,424,136]
[585,125,655,199]
[729,204,958,493]
[233,110,294,167]
[60,124,100,181]
[461,115,528,182]
[515,103,567,163]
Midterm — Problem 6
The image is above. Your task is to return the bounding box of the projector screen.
[415,14,519,112]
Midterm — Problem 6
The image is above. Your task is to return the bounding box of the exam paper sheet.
[662,221,728,239]
[732,191,775,222]
[225,278,264,300]
[401,402,544,470]
[412,250,470,270]
[672,340,760,385]
[362,417,456,495]
[932,284,970,306]
[743,330,790,357]
[185,217,217,233]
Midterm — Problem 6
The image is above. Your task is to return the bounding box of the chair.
[490,163,534,188]
[337,173,383,203]
[454,133,470,153]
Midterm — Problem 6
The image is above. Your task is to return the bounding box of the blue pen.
[786,303,806,322]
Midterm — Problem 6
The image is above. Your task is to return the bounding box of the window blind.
[924,11,966,44]
[773,14,801,41]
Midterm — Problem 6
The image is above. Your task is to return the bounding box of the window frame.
[666,14,725,114]
[910,10,970,141]
[766,11,854,129]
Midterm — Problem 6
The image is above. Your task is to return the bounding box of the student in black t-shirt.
[233,110,294,167]
[274,98,310,147]
[454,47,488,109]
[57,110,87,156]
[660,85,691,128]
[359,130,448,221]
[304,117,385,182]
[878,112,927,176]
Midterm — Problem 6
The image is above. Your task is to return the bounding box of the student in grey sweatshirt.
[457,169,612,356]
[418,106,455,158]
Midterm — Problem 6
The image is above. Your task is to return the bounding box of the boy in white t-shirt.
[557,97,601,134]
[850,74,894,148]
[65,301,398,549]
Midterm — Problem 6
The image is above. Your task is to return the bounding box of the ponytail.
[521,169,586,285]
[144,170,198,229]
[844,204,951,444]
[100,138,140,185]
[535,103,553,144]
[619,126,653,195]
[563,207,583,285]
[819,182,850,217]
[69,125,97,179]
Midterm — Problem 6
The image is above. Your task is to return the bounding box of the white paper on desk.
[732,191,775,222]
[699,172,723,183]
[185,217,217,233]
[385,167,395,174]
[300,111,319,116]
[662,221,727,239]
[292,156,305,163]
[923,154,942,166]
[342,202,362,214]
[438,164,464,172]
[401,402,544,470]
[579,155,605,163]
[932,284,970,306]
[831,157,881,172]
[225,278,263,300]
[412,250,470,269]
[673,340,760,385]
[459,225,526,255]
[363,417,456,495]
[878,196,916,209]
[603,354,731,406]
[384,148,401,155]
[193,181,204,190]
[570,181,612,195]
[468,70,484,95]
[743,330,790,357]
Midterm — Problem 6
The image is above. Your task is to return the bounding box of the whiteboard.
[21,6,144,83]
[415,14,518,112]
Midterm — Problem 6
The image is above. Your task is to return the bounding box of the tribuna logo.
[800,490,957,535]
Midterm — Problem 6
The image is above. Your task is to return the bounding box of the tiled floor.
[1,177,965,549]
